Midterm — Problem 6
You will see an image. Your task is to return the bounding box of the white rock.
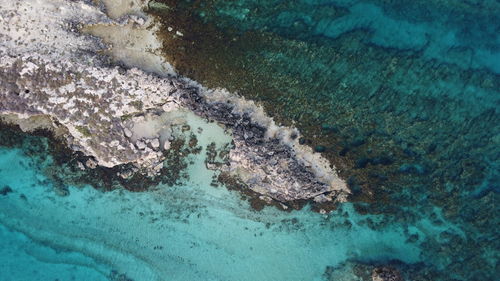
[154,163,163,171]
[163,140,171,150]
[109,140,120,147]
[135,140,146,150]
[77,161,85,170]
[151,138,160,149]
[85,158,97,169]
[124,127,132,138]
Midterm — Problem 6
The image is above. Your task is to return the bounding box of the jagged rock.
[77,161,85,170]
[258,195,273,204]
[153,162,163,172]
[163,140,171,150]
[313,194,331,203]
[135,140,146,150]
[109,140,120,147]
[118,170,133,179]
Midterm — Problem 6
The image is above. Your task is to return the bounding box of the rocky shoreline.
[0,0,348,208]
[174,82,347,204]
[0,52,347,206]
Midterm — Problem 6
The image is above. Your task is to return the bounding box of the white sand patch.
[83,19,175,76]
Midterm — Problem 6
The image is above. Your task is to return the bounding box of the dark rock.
[0,185,13,196]
[371,266,404,281]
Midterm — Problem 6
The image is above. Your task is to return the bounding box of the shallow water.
[148,1,499,278]
[0,0,499,280]
[1,123,425,281]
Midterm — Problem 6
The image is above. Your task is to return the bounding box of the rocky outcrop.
[175,86,347,202]
[0,0,348,205]
[0,53,179,175]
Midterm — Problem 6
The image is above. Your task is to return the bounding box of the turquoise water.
[204,0,500,73]
[0,129,429,281]
[149,1,499,279]
[0,112,494,280]
[1,0,499,280]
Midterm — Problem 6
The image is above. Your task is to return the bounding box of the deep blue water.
[1,0,499,280]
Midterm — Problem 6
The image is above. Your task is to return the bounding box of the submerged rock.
[0,185,13,196]
[371,267,404,281]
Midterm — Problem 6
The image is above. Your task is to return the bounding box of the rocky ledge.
[0,0,349,206]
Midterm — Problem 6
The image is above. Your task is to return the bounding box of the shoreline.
[0,0,349,210]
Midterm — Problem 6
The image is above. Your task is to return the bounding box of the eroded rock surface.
[0,0,348,204]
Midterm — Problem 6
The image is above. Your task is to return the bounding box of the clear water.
[0,123,426,281]
[149,1,500,278]
[1,0,499,280]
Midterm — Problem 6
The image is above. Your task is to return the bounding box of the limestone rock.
[163,140,171,150]
[85,159,98,169]
[124,128,133,138]
[151,138,160,149]
[135,140,146,150]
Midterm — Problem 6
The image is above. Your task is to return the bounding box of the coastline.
[0,0,349,209]
[0,1,498,280]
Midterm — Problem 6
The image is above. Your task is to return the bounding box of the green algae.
[76,125,92,137]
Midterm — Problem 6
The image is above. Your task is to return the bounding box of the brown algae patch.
[146,0,500,212]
